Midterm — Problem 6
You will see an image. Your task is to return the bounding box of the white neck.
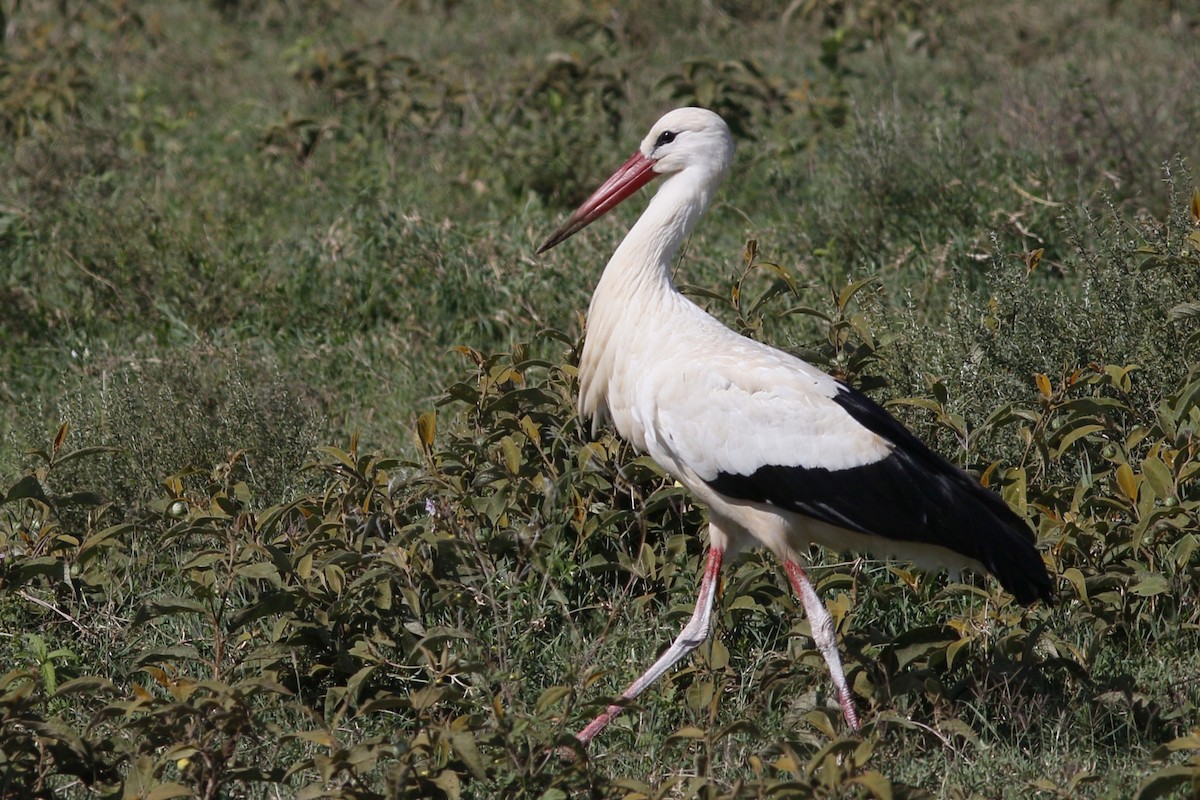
[594,169,715,302]
[578,168,721,433]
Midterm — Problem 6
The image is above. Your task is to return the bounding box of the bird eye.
[654,130,676,148]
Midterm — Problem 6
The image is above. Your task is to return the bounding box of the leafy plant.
[288,40,468,143]
[486,52,628,206]
[1,1,1199,797]
[50,349,323,515]
[0,20,93,140]
[0,0,148,141]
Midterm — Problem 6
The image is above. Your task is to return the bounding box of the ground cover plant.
[1,0,1199,797]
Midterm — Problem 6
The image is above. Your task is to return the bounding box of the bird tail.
[962,480,1054,605]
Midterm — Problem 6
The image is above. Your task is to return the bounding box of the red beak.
[537,151,660,254]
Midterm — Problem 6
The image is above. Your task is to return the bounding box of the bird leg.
[575,546,724,745]
[784,560,862,731]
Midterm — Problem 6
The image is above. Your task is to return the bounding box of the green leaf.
[1130,574,1169,597]
[324,564,345,594]
[431,770,461,800]
[285,730,335,748]
[577,442,607,468]
[52,422,69,453]
[180,551,226,571]
[417,410,437,448]
[678,282,727,303]
[11,557,67,583]
[837,277,877,311]
[685,680,714,711]
[1062,567,1089,603]
[886,396,942,414]
[1171,534,1198,569]
[79,523,134,560]
[1168,300,1200,321]
[757,260,798,293]
[1142,456,1174,499]
[448,730,488,781]
[946,638,971,670]
[53,445,119,466]
[665,725,706,743]
[500,435,521,475]
[535,685,571,714]
[3,475,49,505]
[345,665,376,702]
[1002,466,1027,513]
[1051,423,1106,458]
[410,685,446,710]
[783,304,833,323]
[729,595,763,612]
[1133,765,1197,800]
[229,592,296,631]
[316,445,357,471]
[55,490,106,506]
[709,639,729,670]
[133,597,208,625]
[53,676,118,697]
[1115,463,1139,503]
[134,646,202,667]
[850,771,893,800]
[236,562,280,583]
[1154,733,1200,756]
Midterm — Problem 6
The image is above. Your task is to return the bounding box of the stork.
[537,107,1053,746]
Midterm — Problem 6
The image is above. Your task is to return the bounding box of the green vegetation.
[2,0,1199,797]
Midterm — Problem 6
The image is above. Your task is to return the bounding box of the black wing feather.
[706,382,1053,605]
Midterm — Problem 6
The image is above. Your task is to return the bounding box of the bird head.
[537,107,734,254]
[638,107,734,179]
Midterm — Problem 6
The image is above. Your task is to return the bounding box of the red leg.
[575,546,724,745]
[784,560,861,731]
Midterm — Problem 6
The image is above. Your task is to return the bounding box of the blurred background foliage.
[1,0,1199,797]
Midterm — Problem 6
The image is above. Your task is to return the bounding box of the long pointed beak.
[537,151,659,254]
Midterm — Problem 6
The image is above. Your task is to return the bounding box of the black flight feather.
[706,382,1054,605]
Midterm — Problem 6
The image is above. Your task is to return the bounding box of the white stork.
[537,107,1053,745]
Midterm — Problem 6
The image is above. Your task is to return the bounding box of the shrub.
[48,348,323,514]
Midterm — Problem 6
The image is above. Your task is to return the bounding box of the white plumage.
[538,107,1052,747]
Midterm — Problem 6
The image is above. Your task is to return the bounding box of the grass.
[1,0,1199,797]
